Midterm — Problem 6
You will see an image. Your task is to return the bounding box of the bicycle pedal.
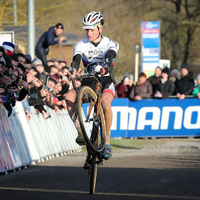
[83,162,90,170]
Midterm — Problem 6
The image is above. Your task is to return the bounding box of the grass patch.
[81,138,167,151]
[110,138,147,150]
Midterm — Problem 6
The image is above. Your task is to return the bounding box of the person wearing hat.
[35,23,66,66]
[59,59,67,69]
[2,42,15,56]
[32,58,47,84]
[175,64,194,100]
[154,67,175,99]
[115,73,134,98]
[192,74,200,99]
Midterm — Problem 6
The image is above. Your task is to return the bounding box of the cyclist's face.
[85,27,100,42]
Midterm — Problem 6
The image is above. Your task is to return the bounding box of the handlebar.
[72,68,116,93]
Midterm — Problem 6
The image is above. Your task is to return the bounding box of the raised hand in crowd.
[0,88,5,104]
[0,76,11,86]
[40,87,49,100]
[19,78,29,90]
[42,110,51,120]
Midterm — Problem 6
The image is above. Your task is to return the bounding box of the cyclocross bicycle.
[72,64,116,194]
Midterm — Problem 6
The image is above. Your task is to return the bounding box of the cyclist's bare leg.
[101,92,113,145]
[65,90,77,118]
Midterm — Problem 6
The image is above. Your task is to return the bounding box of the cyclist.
[65,11,119,160]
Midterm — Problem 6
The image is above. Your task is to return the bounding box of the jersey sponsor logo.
[88,50,104,54]
[111,106,200,130]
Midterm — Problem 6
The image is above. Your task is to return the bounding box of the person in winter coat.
[129,72,152,101]
[35,23,66,65]
[175,64,194,100]
[154,67,175,99]
[148,66,162,96]
[115,73,134,98]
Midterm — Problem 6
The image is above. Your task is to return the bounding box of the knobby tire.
[77,86,106,153]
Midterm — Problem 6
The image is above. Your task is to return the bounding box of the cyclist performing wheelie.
[65,11,119,160]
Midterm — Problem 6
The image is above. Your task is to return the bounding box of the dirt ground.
[0,139,200,200]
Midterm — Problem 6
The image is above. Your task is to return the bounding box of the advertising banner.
[111,98,200,138]
[141,21,160,77]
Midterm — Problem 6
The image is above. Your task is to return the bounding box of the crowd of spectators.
[0,41,77,120]
[115,64,199,101]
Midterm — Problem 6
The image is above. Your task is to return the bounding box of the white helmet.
[82,11,104,29]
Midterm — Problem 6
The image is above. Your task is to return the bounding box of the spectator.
[52,80,68,115]
[0,48,29,116]
[49,65,59,76]
[9,54,18,70]
[2,54,13,71]
[170,69,180,82]
[62,66,69,76]
[0,60,4,73]
[1,68,21,116]
[115,73,133,98]
[129,72,152,101]
[27,71,50,119]
[54,60,60,69]
[17,63,26,76]
[148,66,162,96]
[35,23,66,65]
[175,64,194,100]
[16,52,26,66]
[24,57,32,75]
[59,59,67,69]
[192,74,200,99]
[154,67,175,99]
[47,60,55,67]
[33,58,47,84]
[25,54,32,63]
[2,42,15,56]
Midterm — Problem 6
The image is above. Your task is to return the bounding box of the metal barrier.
[1,96,200,173]
[0,99,81,174]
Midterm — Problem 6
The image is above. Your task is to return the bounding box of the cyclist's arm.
[105,49,117,66]
[105,38,119,67]
[71,54,81,72]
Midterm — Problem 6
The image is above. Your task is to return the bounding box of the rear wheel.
[77,86,106,153]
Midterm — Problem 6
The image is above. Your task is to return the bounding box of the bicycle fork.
[85,82,102,126]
